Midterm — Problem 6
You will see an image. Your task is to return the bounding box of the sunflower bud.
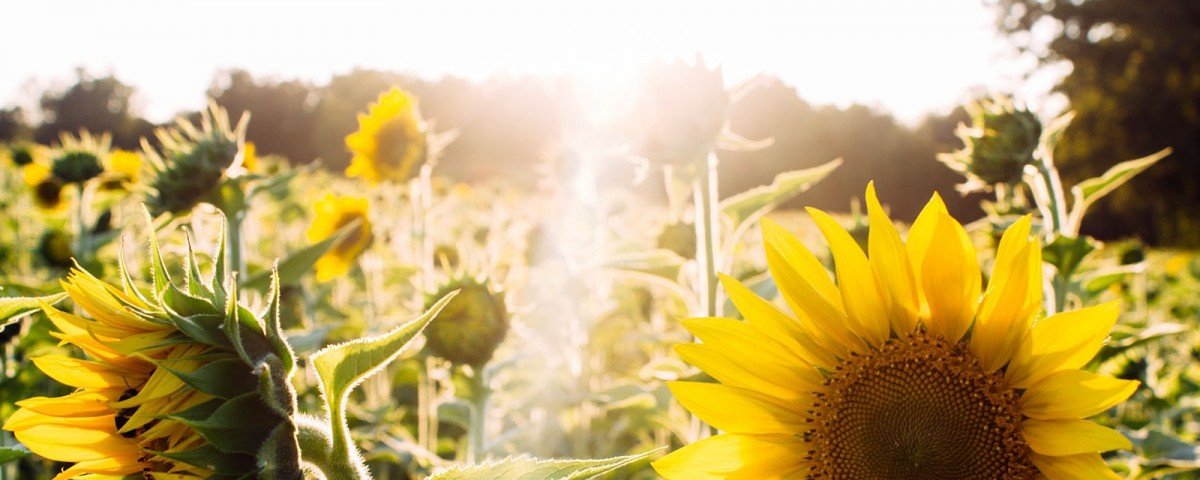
[50,150,103,184]
[36,230,73,269]
[656,221,697,259]
[3,219,303,479]
[144,102,245,215]
[8,143,36,166]
[636,58,729,170]
[939,97,1042,190]
[424,277,508,368]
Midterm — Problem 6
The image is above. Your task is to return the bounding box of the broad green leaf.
[429,448,662,480]
[1082,263,1146,297]
[311,292,456,446]
[1068,148,1171,230]
[1042,235,1096,278]
[0,445,29,464]
[0,293,67,329]
[720,158,841,248]
[241,220,361,291]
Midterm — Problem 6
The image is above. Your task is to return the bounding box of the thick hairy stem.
[299,413,370,480]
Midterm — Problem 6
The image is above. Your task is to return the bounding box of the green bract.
[939,97,1042,190]
[143,102,244,215]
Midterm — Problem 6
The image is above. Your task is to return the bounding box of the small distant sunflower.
[4,227,301,479]
[8,143,40,166]
[50,130,110,185]
[654,183,1139,479]
[21,163,65,212]
[307,194,374,282]
[344,87,428,184]
[105,149,143,184]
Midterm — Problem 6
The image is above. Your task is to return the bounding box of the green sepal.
[162,356,259,399]
[258,423,303,480]
[182,227,217,302]
[170,393,282,455]
[256,355,299,418]
[162,283,220,318]
[166,312,234,349]
[154,445,257,475]
[262,264,296,374]
[0,293,67,328]
[142,207,174,296]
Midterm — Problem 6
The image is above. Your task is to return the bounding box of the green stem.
[298,418,368,480]
[1035,154,1070,236]
[226,208,247,281]
[693,153,721,319]
[467,369,490,463]
[73,185,90,266]
[411,166,440,457]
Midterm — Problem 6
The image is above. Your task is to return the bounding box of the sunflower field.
[0,62,1197,480]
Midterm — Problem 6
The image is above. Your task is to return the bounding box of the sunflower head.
[3,218,303,479]
[49,130,111,185]
[344,87,428,185]
[98,148,143,190]
[36,230,73,269]
[8,143,38,166]
[144,102,245,215]
[306,193,374,282]
[654,182,1138,479]
[423,276,508,368]
[637,58,729,169]
[940,97,1042,190]
[657,221,697,259]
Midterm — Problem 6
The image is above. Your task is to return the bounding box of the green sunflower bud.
[144,102,245,215]
[37,229,73,269]
[8,144,34,166]
[50,150,103,184]
[637,58,730,170]
[424,277,509,368]
[656,221,697,259]
[939,97,1042,190]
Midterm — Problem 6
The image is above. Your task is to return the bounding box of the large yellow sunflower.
[654,183,1139,479]
[308,193,374,282]
[344,87,427,185]
[3,227,302,479]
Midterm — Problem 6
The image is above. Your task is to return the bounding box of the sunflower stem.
[693,152,722,319]
[466,368,490,463]
[72,184,90,266]
[298,418,369,480]
[226,208,247,281]
[411,164,440,458]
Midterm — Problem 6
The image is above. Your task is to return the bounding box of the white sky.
[0,0,1053,124]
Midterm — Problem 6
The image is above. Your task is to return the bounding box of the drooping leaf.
[0,293,67,329]
[1067,148,1171,230]
[1042,235,1097,278]
[0,445,29,465]
[241,220,361,291]
[429,448,662,480]
[720,158,841,246]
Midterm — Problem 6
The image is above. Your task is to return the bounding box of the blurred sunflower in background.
[100,148,143,188]
[307,193,374,281]
[20,162,66,212]
[344,87,428,184]
[654,183,1139,479]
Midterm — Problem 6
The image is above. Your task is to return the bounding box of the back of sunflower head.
[4,211,304,479]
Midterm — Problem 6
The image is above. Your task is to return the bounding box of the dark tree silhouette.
[34,69,153,149]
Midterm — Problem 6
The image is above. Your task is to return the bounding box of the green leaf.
[720,158,841,248]
[1042,235,1096,278]
[601,249,685,280]
[162,356,259,399]
[0,293,67,329]
[0,445,29,464]
[429,448,662,480]
[1068,148,1171,229]
[241,220,361,291]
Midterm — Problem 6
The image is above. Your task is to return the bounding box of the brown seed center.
[807,331,1037,480]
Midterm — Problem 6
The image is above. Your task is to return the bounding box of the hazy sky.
[1,0,1052,124]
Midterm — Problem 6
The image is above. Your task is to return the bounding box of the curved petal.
[1006,301,1121,389]
[1023,418,1132,456]
[668,382,808,435]
[675,344,811,403]
[971,239,1036,371]
[719,273,838,369]
[1030,452,1122,480]
[652,433,809,480]
[906,192,948,318]
[919,212,980,342]
[807,207,891,347]
[13,423,140,462]
[865,182,919,333]
[31,355,130,390]
[681,318,824,393]
[1021,369,1139,420]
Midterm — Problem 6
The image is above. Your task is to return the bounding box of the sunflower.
[307,193,374,282]
[21,162,66,212]
[3,225,302,479]
[344,87,427,185]
[653,183,1139,479]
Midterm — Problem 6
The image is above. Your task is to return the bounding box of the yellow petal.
[807,207,891,347]
[1023,418,1132,456]
[865,182,919,333]
[14,392,115,418]
[668,381,808,435]
[3,407,115,431]
[13,424,141,462]
[759,219,842,309]
[919,212,980,342]
[652,433,809,480]
[971,239,1035,371]
[32,355,130,390]
[52,454,145,479]
[681,318,824,393]
[675,344,808,403]
[719,273,837,370]
[1021,369,1139,420]
[1006,301,1121,389]
[762,226,865,355]
[1029,452,1122,480]
[906,192,948,318]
